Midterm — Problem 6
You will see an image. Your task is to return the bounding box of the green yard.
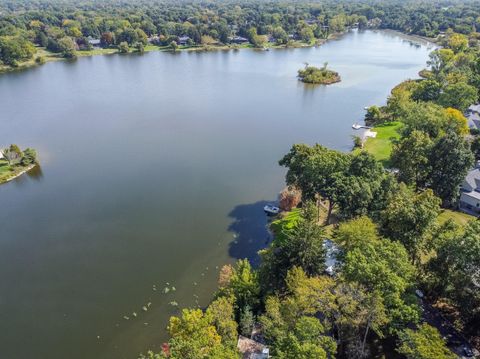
[0,159,33,184]
[438,209,476,226]
[363,121,403,167]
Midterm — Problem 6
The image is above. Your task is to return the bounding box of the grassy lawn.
[270,208,302,245]
[0,159,33,184]
[363,121,403,167]
[438,209,476,226]
[270,205,337,244]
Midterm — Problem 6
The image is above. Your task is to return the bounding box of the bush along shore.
[0,144,38,184]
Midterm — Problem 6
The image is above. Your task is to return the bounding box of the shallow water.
[0,30,432,359]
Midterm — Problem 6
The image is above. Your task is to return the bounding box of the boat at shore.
[264,205,280,215]
[352,123,372,130]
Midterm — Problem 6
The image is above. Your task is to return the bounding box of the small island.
[297,62,341,85]
[0,144,39,184]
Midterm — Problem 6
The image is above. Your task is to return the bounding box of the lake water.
[0,30,433,359]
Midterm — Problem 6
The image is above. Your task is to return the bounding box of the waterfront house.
[467,111,480,131]
[178,36,191,45]
[468,104,480,114]
[459,163,480,215]
[88,38,101,48]
[237,336,269,359]
[467,104,480,131]
[231,36,249,44]
[147,35,159,43]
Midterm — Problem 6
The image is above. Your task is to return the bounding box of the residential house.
[459,163,480,215]
[88,38,101,48]
[230,36,249,44]
[177,36,191,46]
[467,104,480,131]
[237,336,269,359]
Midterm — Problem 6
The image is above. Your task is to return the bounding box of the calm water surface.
[0,30,432,359]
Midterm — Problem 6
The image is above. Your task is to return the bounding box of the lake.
[0,30,433,359]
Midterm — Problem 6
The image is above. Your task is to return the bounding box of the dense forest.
[2,0,480,66]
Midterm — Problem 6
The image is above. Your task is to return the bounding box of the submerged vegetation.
[0,144,38,184]
[298,62,341,85]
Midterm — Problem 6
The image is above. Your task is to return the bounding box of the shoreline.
[0,32,345,75]
[0,164,36,184]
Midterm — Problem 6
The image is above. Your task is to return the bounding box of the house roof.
[469,104,480,114]
[237,336,269,359]
[463,168,480,191]
[467,112,480,130]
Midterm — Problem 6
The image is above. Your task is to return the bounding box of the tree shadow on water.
[227,200,274,267]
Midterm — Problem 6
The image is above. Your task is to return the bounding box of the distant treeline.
[1,0,480,65]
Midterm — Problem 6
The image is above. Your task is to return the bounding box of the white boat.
[352,123,362,130]
[264,205,280,215]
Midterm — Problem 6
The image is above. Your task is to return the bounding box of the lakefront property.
[1,1,480,359]
[459,163,480,215]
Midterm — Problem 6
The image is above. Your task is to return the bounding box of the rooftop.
[463,167,480,191]
[237,336,269,359]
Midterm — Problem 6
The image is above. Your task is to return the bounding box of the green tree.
[118,41,129,53]
[411,79,442,102]
[447,33,468,53]
[391,130,433,189]
[239,305,254,336]
[57,36,77,58]
[279,144,350,222]
[0,36,36,66]
[426,221,480,327]
[438,81,478,112]
[2,144,23,165]
[259,268,337,358]
[259,203,327,291]
[339,218,419,334]
[397,324,455,359]
[21,148,38,166]
[299,26,314,43]
[333,151,390,220]
[380,185,441,264]
[169,40,178,52]
[272,26,288,45]
[166,308,239,359]
[217,259,260,314]
[427,48,454,77]
[205,296,238,348]
[429,132,474,206]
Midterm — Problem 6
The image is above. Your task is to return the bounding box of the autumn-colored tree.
[278,186,302,211]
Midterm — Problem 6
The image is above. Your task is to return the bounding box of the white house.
[459,163,480,215]
[467,104,480,131]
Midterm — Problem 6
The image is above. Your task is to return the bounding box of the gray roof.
[464,168,480,191]
[462,190,480,200]
[469,104,480,114]
[467,112,480,130]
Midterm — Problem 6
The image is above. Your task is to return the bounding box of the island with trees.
[0,144,39,184]
[140,29,480,359]
[298,62,341,85]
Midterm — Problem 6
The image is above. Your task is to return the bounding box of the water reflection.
[227,200,273,266]
[27,164,44,181]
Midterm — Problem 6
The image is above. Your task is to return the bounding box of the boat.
[352,123,362,130]
[264,205,280,215]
